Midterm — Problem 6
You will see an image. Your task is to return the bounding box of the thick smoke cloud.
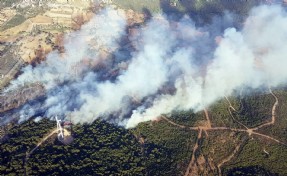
[6,5,287,128]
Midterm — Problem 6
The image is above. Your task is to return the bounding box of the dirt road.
[251,88,278,130]
[184,129,203,176]
[161,89,285,176]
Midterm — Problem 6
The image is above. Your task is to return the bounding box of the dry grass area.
[0,0,95,63]
[30,15,53,24]
[0,0,95,36]
[0,19,31,42]
[0,0,145,89]
[54,0,92,7]
[17,33,53,63]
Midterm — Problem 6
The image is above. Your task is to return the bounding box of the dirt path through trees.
[161,89,285,175]
[184,129,203,176]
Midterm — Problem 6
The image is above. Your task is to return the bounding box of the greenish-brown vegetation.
[113,0,162,13]
[1,2,287,174]
[2,88,287,175]
[167,110,205,126]
[26,121,145,175]
[223,139,287,175]
[135,120,196,175]
[201,131,245,164]
[0,117,196,175]
[0,0,22,8]
[209,99,239,128]
[257,90,287,144]
[0,119,55,175]
[113,0,260,24]
[1,89,285,175]
[1,14,26,31]
[234,93,274,128]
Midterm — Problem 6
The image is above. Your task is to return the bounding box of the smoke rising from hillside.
[6,5,287,128]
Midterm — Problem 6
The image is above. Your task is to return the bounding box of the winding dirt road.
[225,96,249,129]
[184,129,203,176]
[161,89,285,176]
[217,142,243,176]
[251,88,278,130]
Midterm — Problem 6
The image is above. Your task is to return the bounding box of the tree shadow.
[142,7,152,23]
[160,0,185,20]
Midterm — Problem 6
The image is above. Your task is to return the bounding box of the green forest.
[1,1,287,175]
[1,90,287,175]
[0,118,194,175]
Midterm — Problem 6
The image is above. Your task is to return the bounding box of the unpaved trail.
[160,89,285,175]
[225,96,248,129]
[184,128,203,176]
[204,109,211,128]
[252,88,278,130]
[161,116,245,132]
[24,128,72,175]
[224,96,236,112]
[227,107,249,129]
[252,131,287,146]
[160,116,192,129]
[162,116,286,145]
[27,129,57,157]
[24,128,57,176]
[26,128,72,158]
[217,142,243,176]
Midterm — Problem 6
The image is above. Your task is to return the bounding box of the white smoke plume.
[5,5,287,128]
